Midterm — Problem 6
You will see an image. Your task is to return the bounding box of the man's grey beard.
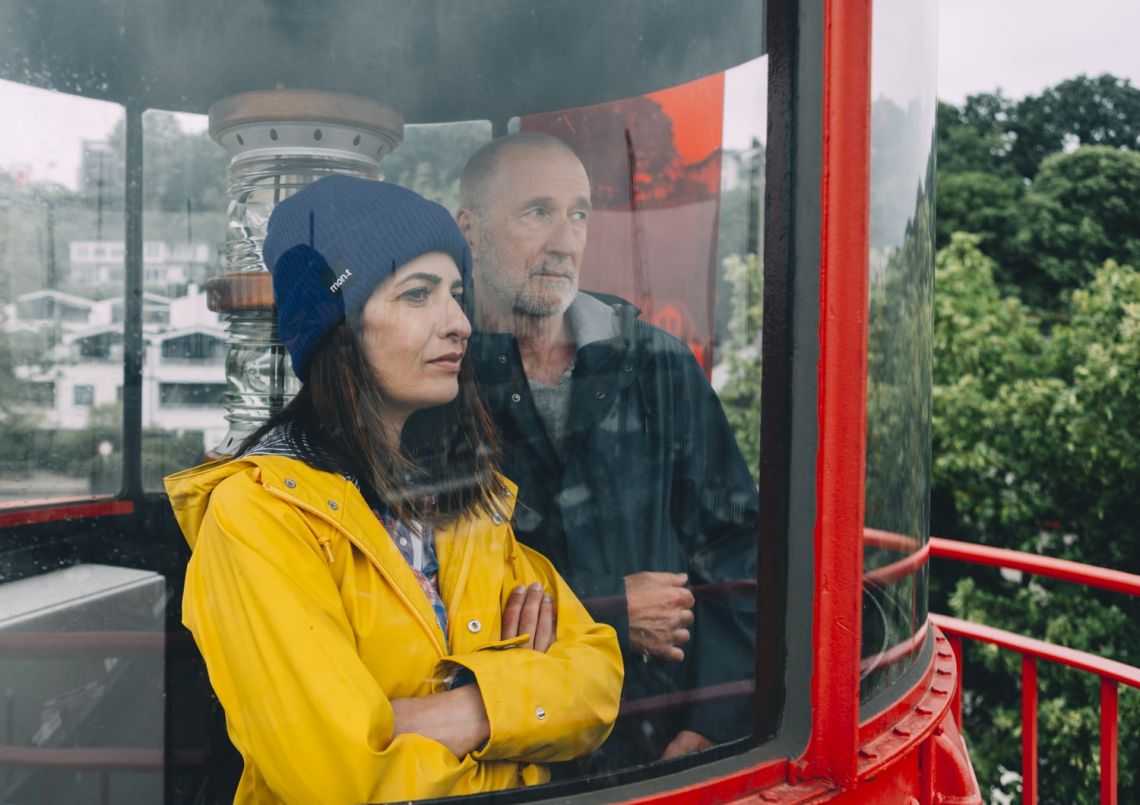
[478,236,576,319]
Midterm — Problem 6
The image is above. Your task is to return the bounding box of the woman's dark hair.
[239,320,502,527]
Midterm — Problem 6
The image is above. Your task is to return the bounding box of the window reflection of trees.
[861,94,936,701]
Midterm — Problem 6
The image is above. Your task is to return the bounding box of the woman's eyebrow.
[394,272,442,287]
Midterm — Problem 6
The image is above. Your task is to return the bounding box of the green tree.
[931,237,1140,802]
[379,121,490,211]
[936,94,1017,178]
[935,170,1024,291]
[1013,146,1140,301]
[717,252,762,480]
[1008,74,1140,180]
[105,112,229,213]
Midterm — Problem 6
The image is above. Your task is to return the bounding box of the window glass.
[861,0,938,704]
[2,1,770,799]
[0,80,125,503]
[0,81,164,802]
[139,108,229,489]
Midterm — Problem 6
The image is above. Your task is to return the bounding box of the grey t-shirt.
[528,362,575,460]
[526,294,621,462]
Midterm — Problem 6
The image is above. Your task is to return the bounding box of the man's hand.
[502,582,556,652]
[660,729,714,759]
[625,571,695,662]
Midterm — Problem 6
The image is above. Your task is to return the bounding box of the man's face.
[467,146,592,319]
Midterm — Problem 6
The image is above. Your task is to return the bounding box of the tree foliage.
[104,111,230,213]
[717,252,762,480]
[934,72,1140,801]
[379,121,490,211]
[1014,146,1140,299]
[937,74,1140,308]
[932,237,1140,802]
[1008,74,1140,180]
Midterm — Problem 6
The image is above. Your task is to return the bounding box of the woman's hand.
[390,685,490,758]
[501,583,556,652]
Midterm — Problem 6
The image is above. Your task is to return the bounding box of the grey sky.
[938,0,1140,104]
[3,3,1137,187]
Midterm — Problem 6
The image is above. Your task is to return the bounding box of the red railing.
[930,537,1140,805]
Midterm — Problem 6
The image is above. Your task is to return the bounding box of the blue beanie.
[261,174,472,381]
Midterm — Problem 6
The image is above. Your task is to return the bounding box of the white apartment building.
[5,285,228,450]
[69,240,213,287]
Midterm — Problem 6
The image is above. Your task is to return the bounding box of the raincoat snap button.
[500,485,511,497]
[284,478,296,488]
[498,354,508,364]
[327,500,339,511]
[594,390,606,400]
[467,619,482,634]
[622,362,633,372]
[511,393,522,403]
[535,706,546,721]
[491,513,503,525]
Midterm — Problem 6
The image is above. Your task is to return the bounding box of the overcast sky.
[938,0,1140,104]
[3,2,1139,188]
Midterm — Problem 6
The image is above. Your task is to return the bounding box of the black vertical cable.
[122,106,145,498]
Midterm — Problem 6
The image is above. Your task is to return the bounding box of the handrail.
[929,614,1140,690]
[931,539,1140,805]
[930,537,1140,597]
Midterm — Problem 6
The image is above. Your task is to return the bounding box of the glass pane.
[0,82,166,802]
[2,1,769,799]
[861,0,938,703]
[0,80,125,501]
[139,108,229,489]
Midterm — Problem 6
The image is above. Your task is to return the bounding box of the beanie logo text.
[329,267,353,294]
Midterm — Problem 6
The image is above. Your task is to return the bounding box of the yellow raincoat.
[165,455,622,804]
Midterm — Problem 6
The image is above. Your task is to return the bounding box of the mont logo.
[329,267,353,293]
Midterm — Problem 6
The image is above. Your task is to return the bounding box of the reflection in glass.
[860,0,937,702]
[0,83,126,501]
[136,109,230,487]
[2,0,772,796]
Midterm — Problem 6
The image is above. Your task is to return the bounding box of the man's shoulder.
[576,291,691,356]
[630,318,692,353]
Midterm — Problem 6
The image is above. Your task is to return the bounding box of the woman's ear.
[456,208,478,259]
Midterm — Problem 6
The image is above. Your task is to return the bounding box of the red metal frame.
[1101,679,1118,805]
[1022,655,1038,804]
[931,615,1140,689]
[930,537,1140,597]
[931,535,1140,803]
[803,0,873,787]
[0,497,134,528]
[932,614,1138,805]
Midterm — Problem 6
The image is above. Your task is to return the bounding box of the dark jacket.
[471,292,759,767]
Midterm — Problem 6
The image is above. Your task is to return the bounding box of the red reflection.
[522,73,726,371]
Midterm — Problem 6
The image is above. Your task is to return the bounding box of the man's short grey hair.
[459,132,582,214]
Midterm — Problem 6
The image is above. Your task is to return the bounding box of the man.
[458,132,758,768]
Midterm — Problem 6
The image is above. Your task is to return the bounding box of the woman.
[165,175,622,804]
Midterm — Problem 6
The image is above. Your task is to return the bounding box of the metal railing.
[929,537,1140,805]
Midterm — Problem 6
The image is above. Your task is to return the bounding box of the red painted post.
[1101,678,1118,805]
[948,634,963,728]
[800,0,873,789]
[1022,656,1038,805]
